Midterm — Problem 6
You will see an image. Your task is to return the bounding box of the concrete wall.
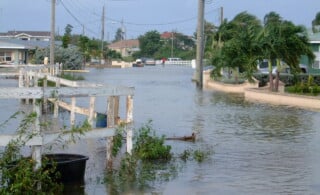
[111,61,132,68]
[203,71,320,111]
[245,88,320,111]
[203,70,259,93]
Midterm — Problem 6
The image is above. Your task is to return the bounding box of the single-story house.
[108,39,140,57]
[0,31,50,41]
[0,31,51,64]
[0,39,56,64]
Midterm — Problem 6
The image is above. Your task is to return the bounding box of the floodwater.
[1,65,320,194]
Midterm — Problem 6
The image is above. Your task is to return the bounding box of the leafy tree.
[312,12,320,33]
[258,12,283,91]
[211,12,262,82]
[203,20,218,59]
[153,31,195,60]
[106,49,121,59]
[62,24,73,48]
[259,12,315,91]
[78,35,90,67]
[138,30,162,57]
[114,28,124,42]
[32,46,83,70]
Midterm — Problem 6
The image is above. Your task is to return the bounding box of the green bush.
[133,122,172,161]
[285,75,320,95]
[0,112,62,194]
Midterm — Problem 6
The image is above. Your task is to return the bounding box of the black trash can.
[44,153,89,184]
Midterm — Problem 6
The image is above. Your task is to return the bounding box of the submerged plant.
[105,121,214,193]
[0,110,92,194]
[133,121,172,161]
[0,112,63,194]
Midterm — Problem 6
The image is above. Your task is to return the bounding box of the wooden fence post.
[126,95,133,154]
[114,96,119,124]
[106,96,115,170]
[88,96,96,126]
[42,77,48,113]
[70,97,76,127]
[32,103,42,170]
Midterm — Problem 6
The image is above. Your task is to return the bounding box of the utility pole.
[101,5,105,64]
[171,31,174,58]
[50,0,56,66]
[195,0,205,88]
[220,7,224,26]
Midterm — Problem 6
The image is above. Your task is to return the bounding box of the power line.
[60,0,100,37]
[59,0,220,38]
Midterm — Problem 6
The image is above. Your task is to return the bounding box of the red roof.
[108,39,139,49]
[161,32,173,39]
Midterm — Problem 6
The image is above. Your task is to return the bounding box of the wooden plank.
[0,86,134,99]
[62,70,90,73]
[0,135,43,146]
[0,87,44,99]
[48,98,91,116]
[52,86,134,97]
[0,127,116,146]
[0,73,18,76]
[42,128,116,145]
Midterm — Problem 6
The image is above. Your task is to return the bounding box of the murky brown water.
[1,66,320,194]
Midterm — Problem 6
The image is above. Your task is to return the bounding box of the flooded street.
[84,65,320,194]
[1,65,320,194]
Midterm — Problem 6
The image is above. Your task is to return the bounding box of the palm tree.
[259,12,315,91]
[211,12,262,82]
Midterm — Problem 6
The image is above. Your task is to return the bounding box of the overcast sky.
[0,0,319,41]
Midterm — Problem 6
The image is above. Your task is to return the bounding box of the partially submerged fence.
[0,64,134,169]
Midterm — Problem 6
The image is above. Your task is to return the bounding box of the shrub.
[285,76,320,96]
[133,122,172,161]
[0,112,62,194]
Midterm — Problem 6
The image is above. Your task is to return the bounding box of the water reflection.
[2,66,320,194]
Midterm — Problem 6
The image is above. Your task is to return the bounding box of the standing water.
[83,65,320,194]
[1,65,320,194]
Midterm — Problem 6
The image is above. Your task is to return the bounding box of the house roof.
[0,31,50,37]
[108,39,139,49]
[161,32,173,39]
[0,39,60,49]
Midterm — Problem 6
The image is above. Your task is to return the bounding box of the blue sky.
[0,0,319,41]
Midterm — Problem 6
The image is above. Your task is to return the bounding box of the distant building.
[108,39,140,57]
[0,30,54,64]
[300,30,320,74]
[0,39,54,64]
[160,31,173,39]
[0,30,51,41]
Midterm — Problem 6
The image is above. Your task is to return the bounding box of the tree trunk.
[274,59,281,92]
[269,71,273,91]
[275,71,280,92]
[268,59,273,91]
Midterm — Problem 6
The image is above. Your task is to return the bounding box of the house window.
[0,52,12,63]
[313,61,320,69]
[311,45,319,52]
